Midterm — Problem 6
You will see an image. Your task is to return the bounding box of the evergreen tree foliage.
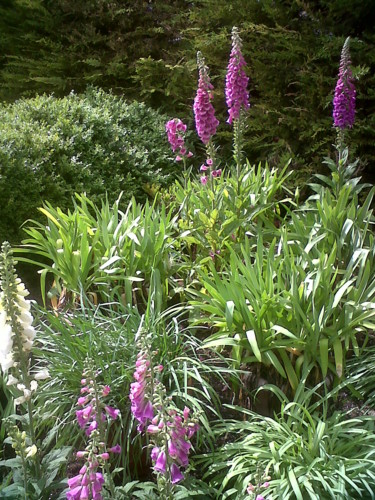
[0,1,374,182]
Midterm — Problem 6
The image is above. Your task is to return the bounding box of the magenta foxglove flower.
[149,407,199,484]
[166,119,193,161]
[333,37,356,129]
[225,27,250,125]
[171,463,184,484]
[129,351,154,430]
[66,467,104,500]
[108,444,122,454]
[193,52,219,145]
[104,405,120,420]
[154,450,167,473]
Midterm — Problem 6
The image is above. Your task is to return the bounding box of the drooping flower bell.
[333,37,356,129]
[193,52,219,145]
[225,26,250,125]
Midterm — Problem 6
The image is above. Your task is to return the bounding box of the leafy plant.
[190,215,375,391]
[0,88,174,244]
[199,382,375,499]
[17,193,181,309]
[170,160,293,271]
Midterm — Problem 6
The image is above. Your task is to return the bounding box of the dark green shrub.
[0,87,176,243]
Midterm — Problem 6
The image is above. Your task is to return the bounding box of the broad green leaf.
[333,338,343,378]
[319,338,329,378]
[225,300,235,331]
[246,329,261,362]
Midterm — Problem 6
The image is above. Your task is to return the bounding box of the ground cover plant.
[1,29,375,500]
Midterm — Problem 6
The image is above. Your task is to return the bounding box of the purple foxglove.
[66,486,82,499]
[225,27,250,124]
[67,474,82,489]
[104,405,120,420]
[151,446,160,461]
[108,444,122,454]
[154,450,167,473]
[171,463,184,484]
[165,118,193,160]
[193,52,219,145]
[333,37,356,129]
[130,352,154,429]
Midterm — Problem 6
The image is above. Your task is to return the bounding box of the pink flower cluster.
[247,477,271,499]
[333,37,356,129]
[225,27,250,125]
[67,464,104,500]
[148,406,199,484]
[193,53,219,145]
[67,372,121,499]
[129,351,154,431]
[165,119,193,161]
[200,158,222,185]
[77,379,120,436]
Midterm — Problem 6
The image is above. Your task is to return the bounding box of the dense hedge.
[0,1,374,182]
[0,88,176,244]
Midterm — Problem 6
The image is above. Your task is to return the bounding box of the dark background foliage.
[0,0,374,221]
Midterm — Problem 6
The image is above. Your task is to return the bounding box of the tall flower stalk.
[333,37,356,133]
[129,327,198,499]
[193,51,220,192]
[67,360,121,499]
[225,26,250,192]
[332,37,356,192]
[0,241,41,483]
[165,118,193,188]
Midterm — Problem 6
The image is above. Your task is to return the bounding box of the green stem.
[20,452,28,500]
[92,373,116,498]
[182,157,187,190]
[234,117,243,195]
[336,128,346,197]
[206,140,216,209]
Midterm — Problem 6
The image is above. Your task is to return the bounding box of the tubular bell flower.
[148,402,199,485]
[130,329,199,493]
[333,37,356,129]
[193,52,219,145]
[225,26,250,125]
[68,362,120,499]
[67,464,105,500]
[165,119,193,161]
[0,242,36,375]
[129,350,154,431]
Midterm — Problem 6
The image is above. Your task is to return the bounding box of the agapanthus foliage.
[193,52,219,145]
[225,26,250,125]
[333,37,356,129]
